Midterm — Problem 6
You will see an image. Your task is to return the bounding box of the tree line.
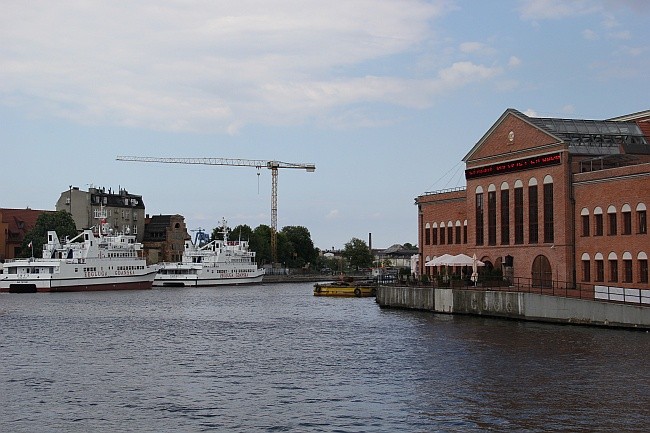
[19,211,378,272]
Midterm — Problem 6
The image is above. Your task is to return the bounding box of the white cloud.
[519,0,601,20]
[523,108,539,117]
[582,29,599,40]
[326,210,340,220]
[0,0,467,133]
[508,56,522,67]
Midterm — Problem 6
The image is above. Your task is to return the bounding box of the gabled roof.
[462,108,564,162]
[463,108,650,162]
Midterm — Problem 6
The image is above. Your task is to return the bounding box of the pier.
[376,285,650,330]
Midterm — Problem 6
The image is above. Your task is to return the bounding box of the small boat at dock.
[313,277,377,297]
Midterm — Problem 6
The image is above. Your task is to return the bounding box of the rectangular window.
[448,226,453,245]
[623,260,633,283]
[595,260,604,282]
[638,210,647,234]
[514,187,524,244]
[432,228,438,245]
[640,260,648,283]
[543,183,554,243]
[582,260,590,282]
[582,215,590,237]
[455,225,461,244]
[476,193,484,246]
[528,185,538,243]
[425,228,430,245]
[501,189,510,245]
[609,260,618,283]
[608,212,617,236]
[622,212,631,235]
[488,190,497,245]
[595,214,603,236]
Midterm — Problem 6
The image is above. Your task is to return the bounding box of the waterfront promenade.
[376,284,650,329]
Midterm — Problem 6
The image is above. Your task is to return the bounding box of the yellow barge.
[313,280,377,297]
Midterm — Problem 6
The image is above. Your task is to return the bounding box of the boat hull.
[153,273,264,287]
[313,283,376,297]
[0,271,157,293]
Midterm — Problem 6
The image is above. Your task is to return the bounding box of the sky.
[1,0,649,251]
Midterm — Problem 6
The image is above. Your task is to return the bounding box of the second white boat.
[153,219,264,287]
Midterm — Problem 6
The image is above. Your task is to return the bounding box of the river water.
[1,283,648,432]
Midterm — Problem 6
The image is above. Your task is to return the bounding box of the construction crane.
[115,156,315,263]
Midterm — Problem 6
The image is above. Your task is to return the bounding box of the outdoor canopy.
[424,253,485,267]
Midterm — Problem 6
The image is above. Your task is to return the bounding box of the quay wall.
[376,286,650,330]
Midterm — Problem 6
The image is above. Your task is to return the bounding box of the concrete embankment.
[376,286,650,330]
[262,274,333,284]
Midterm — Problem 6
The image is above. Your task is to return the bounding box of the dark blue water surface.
[1,283,648,432]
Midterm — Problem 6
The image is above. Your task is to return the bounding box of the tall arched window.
[581,208,590,237]
[623,251,633,283]
[594,252,604,282]
[528,178,538,243]
[432,222,438,245]
[594,207,604,236]
[440,221,446,245]
[637,203,647,234]
[607,205,617,236]
[622,204,632,235]
[424,223,431,245]
[608,252,618,282]
[475,186,484,246]
[455,220,462,244]
[514,180,524,244]
[581,253,590,282]
[543,175,554,243]
[487,184,497,245]
[638,252,648,283]
[500,182,510,245]
[447,220,454,245]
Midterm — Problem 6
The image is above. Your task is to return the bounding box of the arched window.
[487,184,497,245]
[514,180,524,244]
[501,182,510,245]
[637,203,647,234]
[638,252,648,283]
[581,252,591,282]
[543,175,554,243]
[447,220,454,245]
[440,221,446,245]
[607,205,617,236]
[432,222,438,245]
[594,252,604,282]
[623,251,633,283]
[463,220,468,244]
[622,204,632,235]
[475,186,484,245]
[424,222,431,245]
[455,220,462,244]
[608,252,618,282]
[581,208,590,237]
[532,255,552,288]
[594,207,604,236]
[528,178,538,243]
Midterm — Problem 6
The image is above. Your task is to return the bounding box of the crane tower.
[115,156,315,264]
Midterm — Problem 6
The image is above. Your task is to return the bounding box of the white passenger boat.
[153,219,264,287]
[0,227,157,293]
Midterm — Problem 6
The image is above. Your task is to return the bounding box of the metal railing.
[392,276,650,306]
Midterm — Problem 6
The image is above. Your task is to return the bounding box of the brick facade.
[416,109,650,290]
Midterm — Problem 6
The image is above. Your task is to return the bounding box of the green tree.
[342,237,373,271]
[251,224,273,265]
[281,225,316,268]
[21,211,78,258]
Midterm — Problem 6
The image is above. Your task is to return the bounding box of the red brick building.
[0,208,50,261]
[416,108,649,290]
